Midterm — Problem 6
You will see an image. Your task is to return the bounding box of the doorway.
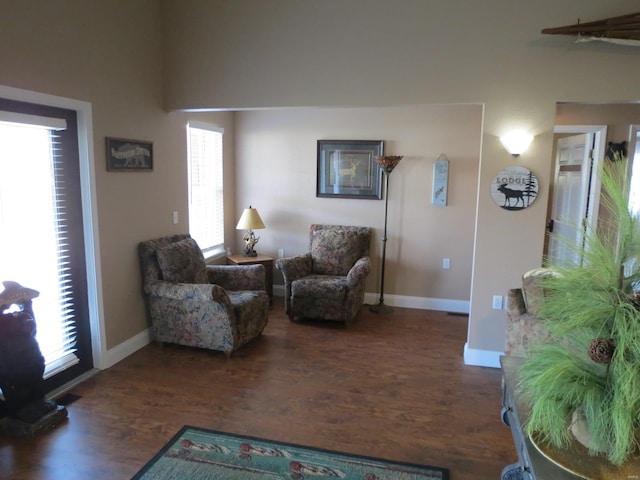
[544,125,607,266]
[627,125,640,215]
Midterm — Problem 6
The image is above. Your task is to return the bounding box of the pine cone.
[588,338,615,364]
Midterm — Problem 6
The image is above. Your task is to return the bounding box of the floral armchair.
[275,224,371,325]
[138,234,269,356]
[505,267,557,357]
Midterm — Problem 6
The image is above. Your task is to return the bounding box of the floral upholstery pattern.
[505,268,557,357]
[138,234,269,356]
[276,225,371,324]
[156,237,208,284]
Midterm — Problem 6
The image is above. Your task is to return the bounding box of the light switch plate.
[492,295,503,310]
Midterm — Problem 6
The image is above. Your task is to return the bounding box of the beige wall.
[556,104,640,140]
[234,105,482,306]
[0,0,236,353]
[163,0,640,365]
[3,0,640,369]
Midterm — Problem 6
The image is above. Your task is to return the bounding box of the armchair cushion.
[311,227,369,275]
[156,237,207,284]
[292,275,348,301]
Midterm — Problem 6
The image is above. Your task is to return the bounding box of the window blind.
[187,124,224,254]
[0,120,79,378]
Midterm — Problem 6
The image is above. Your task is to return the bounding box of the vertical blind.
[187,124,224,254]
[0,114,79,378]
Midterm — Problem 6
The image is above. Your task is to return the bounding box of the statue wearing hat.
[0,281,66,433]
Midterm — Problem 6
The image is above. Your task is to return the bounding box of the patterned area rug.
[132,426,449,479]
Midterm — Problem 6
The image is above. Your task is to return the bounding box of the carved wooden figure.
[0,281,65,431]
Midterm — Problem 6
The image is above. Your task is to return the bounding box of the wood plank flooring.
[0,299,517,479]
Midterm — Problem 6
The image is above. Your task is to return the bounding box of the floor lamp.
[370,155,403,314]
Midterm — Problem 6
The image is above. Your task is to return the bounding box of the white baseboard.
[275,287,469,314]
[364,292,469,314]
[463,343,502,368]
[99,327,152,370]
[99,290,471,370]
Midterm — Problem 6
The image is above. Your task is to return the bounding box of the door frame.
[544,125,608,264]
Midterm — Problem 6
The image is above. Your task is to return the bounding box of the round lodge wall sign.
[491,166,538,211]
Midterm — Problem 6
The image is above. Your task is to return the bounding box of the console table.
[501,355,578,479]
[226,254,273,304]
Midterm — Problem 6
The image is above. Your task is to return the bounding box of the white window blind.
[187,124,224,254]
[0,120,79,378]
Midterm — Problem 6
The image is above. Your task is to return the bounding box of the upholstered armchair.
[505,267,557,357]
[276,224,371,325]
[138,234,269,356]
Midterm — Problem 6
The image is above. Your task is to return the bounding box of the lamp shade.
[236,206,265,230]
[500,131,534,157]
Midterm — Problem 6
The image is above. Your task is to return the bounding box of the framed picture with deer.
[316,140,384,199]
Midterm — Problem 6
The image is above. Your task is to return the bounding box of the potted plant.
[519,158,640,465]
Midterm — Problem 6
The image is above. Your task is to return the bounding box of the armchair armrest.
[206,264,265,291]
[347,256,371,285]
[276,254,312,283]
[145,280,230,303]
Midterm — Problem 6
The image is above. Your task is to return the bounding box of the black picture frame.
[316,140,384,199]
[106,137,153,171]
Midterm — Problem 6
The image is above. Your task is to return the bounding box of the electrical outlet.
[172,211,179,224]
[492,295,503,310]
[442,258,450,269]
[278,248,285,258]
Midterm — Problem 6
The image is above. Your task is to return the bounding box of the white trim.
[0,111,67,130]
[188,121,224,134]
[89,290,473,369]
[101,327,152,369]
[553,124,607,250]
[628,125,640,215]
[46,368,100,400]
[272,286,470,314]
[0,84,105,371]
[463,343,502,368]
[364,292,470,314]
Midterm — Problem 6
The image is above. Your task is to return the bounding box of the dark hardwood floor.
[0,299,517,479]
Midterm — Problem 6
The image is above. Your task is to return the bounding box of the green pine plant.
[519,158,640,465]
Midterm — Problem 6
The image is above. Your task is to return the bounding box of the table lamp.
[236,206,265,257]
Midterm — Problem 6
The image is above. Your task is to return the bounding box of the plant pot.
[570,408,609,454]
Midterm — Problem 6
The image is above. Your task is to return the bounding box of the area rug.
[132,426,449,479]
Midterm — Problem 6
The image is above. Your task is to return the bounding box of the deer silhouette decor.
[491,166,539,211]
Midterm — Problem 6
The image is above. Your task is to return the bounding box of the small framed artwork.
[106,137,153,171]
[316,140,384,199]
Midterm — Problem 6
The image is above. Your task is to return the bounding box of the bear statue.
[0,281,59,427]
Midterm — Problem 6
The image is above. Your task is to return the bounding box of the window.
[0,98,93,391]
[187,123,224,255]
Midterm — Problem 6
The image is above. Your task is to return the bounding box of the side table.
[226,254,273,304]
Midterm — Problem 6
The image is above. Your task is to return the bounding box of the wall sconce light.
[500,131,534,157]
